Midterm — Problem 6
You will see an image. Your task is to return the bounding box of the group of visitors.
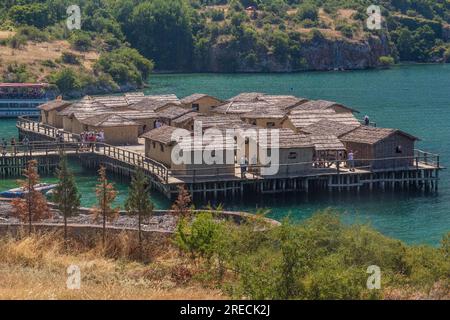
[1,137,30,156]
[79,130,105,151]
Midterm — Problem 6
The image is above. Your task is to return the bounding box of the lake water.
[1,64,449,245]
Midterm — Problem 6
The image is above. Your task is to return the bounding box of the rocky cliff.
[204,34,391,73]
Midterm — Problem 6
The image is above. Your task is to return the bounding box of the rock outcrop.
[202,34,391,73]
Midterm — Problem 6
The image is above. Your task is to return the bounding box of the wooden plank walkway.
[14,117,443,199]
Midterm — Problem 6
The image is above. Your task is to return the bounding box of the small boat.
[0,183,57,199]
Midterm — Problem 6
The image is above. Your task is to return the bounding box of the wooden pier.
[12,117,442,200]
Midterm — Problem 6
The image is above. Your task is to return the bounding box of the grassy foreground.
[0,212,449,300]
[0,231,224,300]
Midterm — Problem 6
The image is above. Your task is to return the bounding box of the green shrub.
[48,68,81,94]
[210,9,225,22]
[16,26,49,42]
[61,52,80,65]
[41,59,58,68]
[95,47,153,86]
[2,63,33,82]
[297,3,319,22]
[379,56,395,67]
[174,210,450,300]
[8,34,27,49]
[175,212,225,262]
[68,31,92,52]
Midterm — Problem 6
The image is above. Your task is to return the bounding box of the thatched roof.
[248,129,313,149]
[140,125,182,145]
[124,92,145,98]
[91,96,129,109]
[258,95,308,109]
[129,95,180,112]
[213,101,269,115]
[285,109,360,129]
[80,114,140,127]
[340,126,419,145]
[309,134,345,151]
[193,115,245,129]
[215,94,307,116]
[241,106,287,119]
[227,92,264,102]
[301,119,360,137]
[115,110,157,120]
[38,100,71,112]
[156,106,191,120]
[171,111,199,125]
[291,100,359,113]
[58,96,110,117]
[180,93,221,105]
[177,134,236,151]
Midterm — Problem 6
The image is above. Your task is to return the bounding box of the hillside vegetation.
[0,212,449,300]
[1,0,450,94]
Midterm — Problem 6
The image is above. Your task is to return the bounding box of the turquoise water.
[1,64,450,245]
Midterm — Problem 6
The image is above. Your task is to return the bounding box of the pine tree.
[53,156,81,243]
[91,166,119,247]
[11,160,51,235]
[171,185,192,218]
[125,168,154,250]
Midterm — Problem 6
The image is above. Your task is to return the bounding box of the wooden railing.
[168,151,441,180]
[16,116,170,182]
[15,117,441,183]
[101,144,169,182]
[17,116,77,142]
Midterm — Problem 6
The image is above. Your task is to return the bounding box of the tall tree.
[11,160,51,235]
[53,156,81,243]
[127,0,194,70]
[91,166,119,247]
[125,168,154,250]
[171,185,192,218]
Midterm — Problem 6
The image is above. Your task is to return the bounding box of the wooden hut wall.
[87,125,139,145]
[342,141,374,168]
[183,96,222,114]
[373,134,415,169]
[144,140,174,167]
[172,149,236,177]
[62,116,73,132]
[259,147,314,176]
[40,111,49,125]
[244,117,284,129]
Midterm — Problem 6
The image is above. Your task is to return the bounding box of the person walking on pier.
[1,138,7,156]
[22,136,30,154]
[10,137,16,155]
[348,150,356,172]
[364,115,370,126]
[240,156,248,179]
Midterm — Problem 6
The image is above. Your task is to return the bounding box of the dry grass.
[0,231,225,300]
[0,39,99,81]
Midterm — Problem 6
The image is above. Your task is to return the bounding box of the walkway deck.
[13,117,442,199]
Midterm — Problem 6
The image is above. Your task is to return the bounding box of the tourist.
[348,150,356,172]
[1,138,7,156]
[99,130,105,143]
[240,156,248,178]
[10,137,16,155]
[58,131,64,144]
[364,115,370,126]
[22,136,30,153]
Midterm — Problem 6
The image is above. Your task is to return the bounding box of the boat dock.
[10,117,442,200]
